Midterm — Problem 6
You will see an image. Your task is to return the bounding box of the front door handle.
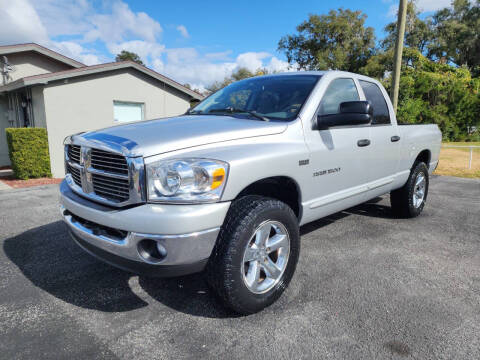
[391,135,401,142]
[357,139,371,147]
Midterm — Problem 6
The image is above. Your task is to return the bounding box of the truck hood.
[72,115,287,157]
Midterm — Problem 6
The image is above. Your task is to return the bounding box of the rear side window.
[359,80,391,125]
[317,78,359,116]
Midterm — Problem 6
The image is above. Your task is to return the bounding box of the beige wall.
[43,68,191,177]
[31,86,47,128]
[3,51,72,85]
[0,94,10,166]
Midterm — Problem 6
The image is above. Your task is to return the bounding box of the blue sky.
[0,0,451,89]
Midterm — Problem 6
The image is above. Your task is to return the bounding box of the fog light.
[137,239,167,263]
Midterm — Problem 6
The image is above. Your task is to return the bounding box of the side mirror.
[317,101,373,129]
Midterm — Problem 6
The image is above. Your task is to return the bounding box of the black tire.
[206,195,300,315]
[390,162,429,218]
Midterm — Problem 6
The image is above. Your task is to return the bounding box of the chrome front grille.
[68,145,81,164]
[64,143,145,207]
[92,173,130,202]
[67,163,82,187]
[91,149,129,175]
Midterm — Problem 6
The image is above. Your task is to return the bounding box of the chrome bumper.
[59,180,228,275]
[61,205,219,264]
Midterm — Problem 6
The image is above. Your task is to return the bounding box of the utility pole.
[391,0,408,113]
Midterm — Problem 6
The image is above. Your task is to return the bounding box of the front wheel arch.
[234,176,303,221]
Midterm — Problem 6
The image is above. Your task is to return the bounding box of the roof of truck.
[267,70,365,77]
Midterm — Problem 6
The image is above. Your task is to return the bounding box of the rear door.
[358,79,401,196]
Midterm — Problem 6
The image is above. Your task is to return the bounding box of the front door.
[302,77,371,223]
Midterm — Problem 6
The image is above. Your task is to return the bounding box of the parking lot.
[0,175,479,359]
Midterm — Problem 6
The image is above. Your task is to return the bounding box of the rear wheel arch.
[413,149,431,169]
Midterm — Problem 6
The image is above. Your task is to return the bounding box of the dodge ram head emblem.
[80,147,94,193]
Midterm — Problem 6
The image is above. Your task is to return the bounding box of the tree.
[382,0,480,74]
[277,9,376,72]
[275,3,479,141]
[382,1,434,54]
[428,0,480,73]
[184,83,208,97]
[115,50,145,66]
[359,49,395,80]
[393,50,480,140]
[205,67,267,93]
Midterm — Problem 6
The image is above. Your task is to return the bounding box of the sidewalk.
[0,168,13,191]
[0,180,12,191]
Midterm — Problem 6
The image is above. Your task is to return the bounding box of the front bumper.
[59,180,230,277]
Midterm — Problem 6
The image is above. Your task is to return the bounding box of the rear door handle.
[357,139,371,147]
[391,135,400,142]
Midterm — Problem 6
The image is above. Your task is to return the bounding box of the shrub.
[5,128,51,180]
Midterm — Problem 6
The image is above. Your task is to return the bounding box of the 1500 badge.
[313,167,341,177]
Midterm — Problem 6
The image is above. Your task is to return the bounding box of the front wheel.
[390,162,429,218]
[206,196,300,315]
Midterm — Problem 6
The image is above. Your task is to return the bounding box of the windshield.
[191,75,320,121]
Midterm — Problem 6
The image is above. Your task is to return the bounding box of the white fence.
[441,145,480,169]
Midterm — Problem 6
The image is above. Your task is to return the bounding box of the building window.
[113,101,144,123]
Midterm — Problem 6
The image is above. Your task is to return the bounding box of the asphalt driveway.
[0,176,479,359]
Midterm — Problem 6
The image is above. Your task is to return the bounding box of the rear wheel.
[391,162,429,218]
[206,195,300,315]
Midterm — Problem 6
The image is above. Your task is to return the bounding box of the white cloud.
[52,41,101,65]
[176,25,189,38]
[166,47,199,64]
[204,50,233,61]
[31,0,93,37]
[151,48,293,89]
[85,2,162,43]
[0,0,49,44]
[154,47,237,87]
[236,52,270,71]
[416,0,452,12]
[266,56,294,73]
[0,0,163,66]
[387,4,398,18]
[388,0,452,17]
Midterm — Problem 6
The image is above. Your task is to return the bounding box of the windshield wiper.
[185,109,204,115]
[208,107,270,122]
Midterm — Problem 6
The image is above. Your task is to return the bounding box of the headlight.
[146,158,229,203]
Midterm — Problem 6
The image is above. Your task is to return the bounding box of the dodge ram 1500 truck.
[60,71,441,314]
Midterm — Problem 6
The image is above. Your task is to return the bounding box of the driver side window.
[318,78,359,116]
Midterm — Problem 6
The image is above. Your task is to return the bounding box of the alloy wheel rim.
[413,173,426,208]
[241,220,290,294]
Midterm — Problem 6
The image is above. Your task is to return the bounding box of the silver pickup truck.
[60,71,441,314]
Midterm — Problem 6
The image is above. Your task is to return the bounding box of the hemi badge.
[299,159,309,166]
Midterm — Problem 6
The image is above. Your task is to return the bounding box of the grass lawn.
[434,142,480,178]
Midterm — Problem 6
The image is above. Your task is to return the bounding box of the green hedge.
[6,128,51,180]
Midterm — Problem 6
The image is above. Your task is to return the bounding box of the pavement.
[0,176,479,359]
